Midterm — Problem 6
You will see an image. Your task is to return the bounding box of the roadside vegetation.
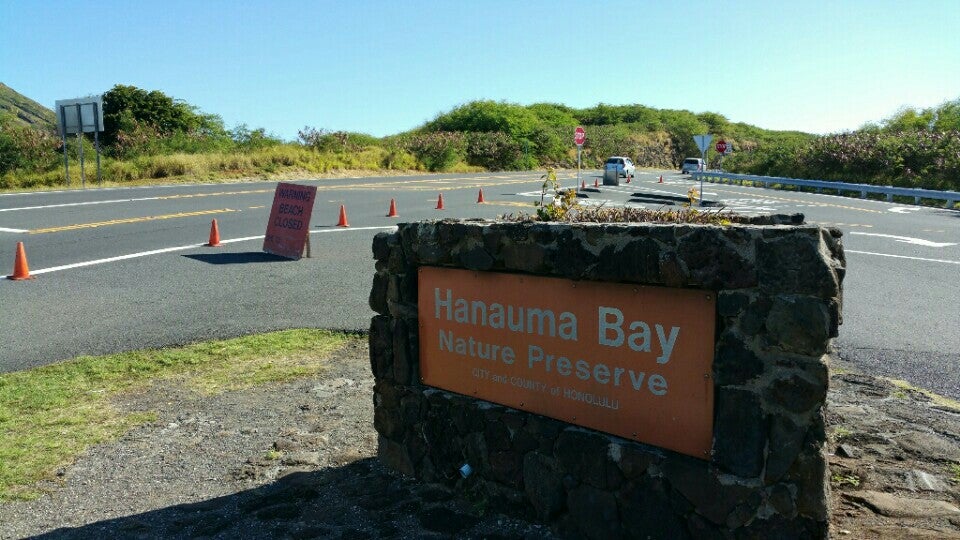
[724,101,960,191]
[0,329,358,501]
[1,83,958,193]
[509,168,740,225]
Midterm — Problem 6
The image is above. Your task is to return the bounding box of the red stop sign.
[574,127,585,146]
[716,140,727,154]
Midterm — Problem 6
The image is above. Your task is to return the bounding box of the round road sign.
[574,127,586,146]
[716,140,727,154]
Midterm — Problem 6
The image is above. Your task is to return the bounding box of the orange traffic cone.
[7,242,34,280]
[436,193,445,210]
[337,205,350,227]
[206,219,221,247]
[387,198,399,217]
[658,175,664,183]
[626,174,631,184]
[477,189,485,204]
[594,178,599,188]
[581,179,586,190]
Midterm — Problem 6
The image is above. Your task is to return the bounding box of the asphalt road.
[1,170,958,398]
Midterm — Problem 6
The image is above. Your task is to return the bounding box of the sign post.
[574,127,585,189]
[263,182,318,259]
[56,96,105,187]
[692,134,712,207]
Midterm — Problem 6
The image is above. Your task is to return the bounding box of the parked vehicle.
[681,158,705,174]
[604,156,635,178]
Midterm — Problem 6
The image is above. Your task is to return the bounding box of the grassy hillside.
[0,83,56,132]
[397,100,815,171]
[1,83,957,194]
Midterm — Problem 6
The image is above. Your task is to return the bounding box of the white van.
[605,156,635,178]
[681,158,705,174]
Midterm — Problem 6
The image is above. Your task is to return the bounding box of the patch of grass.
[0,144,424,192]
[264,450,283,461]
[888,379,960,412]
[832,426,852,441]
[950,463,960,483]
[0,329,356,501]
[831,472,861,487]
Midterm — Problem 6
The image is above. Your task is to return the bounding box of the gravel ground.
[2,342,959,539]
[0,340,551,540]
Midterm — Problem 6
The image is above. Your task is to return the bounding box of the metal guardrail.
[691,171,960,209]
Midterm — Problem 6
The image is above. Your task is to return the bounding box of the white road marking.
[27,226,396,276]
[849,232,956,248]
[888,207,918,214]
[847,250,960,265]
[0,197,162,212]
[0,227,27,233]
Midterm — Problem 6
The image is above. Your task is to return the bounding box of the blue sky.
[2,1,958,140]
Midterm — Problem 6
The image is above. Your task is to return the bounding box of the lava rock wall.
[369,219,844,539]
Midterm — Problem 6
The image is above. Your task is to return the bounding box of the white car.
[604,156,635,177]
[681,158,706,174]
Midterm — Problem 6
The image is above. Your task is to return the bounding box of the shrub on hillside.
[0,115,58,174]
[230,124,283,151]
[403,132,463,171]
[463,131,522,170]
[298,127,380,153]
[426,101,539,139]
[725,129,960,191]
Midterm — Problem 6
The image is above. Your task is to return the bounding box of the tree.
[101,85,225,148]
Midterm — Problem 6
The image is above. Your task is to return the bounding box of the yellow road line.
[29,208,237,234]
[483,200,535,208]
[154,189,273,200]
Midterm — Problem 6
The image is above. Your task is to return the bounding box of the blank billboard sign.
[56,96,104,135]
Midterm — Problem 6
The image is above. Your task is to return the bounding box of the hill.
[0,83,57,132]
[395,100,816,171]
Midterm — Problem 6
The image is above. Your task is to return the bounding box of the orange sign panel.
[418,267,716,459]
[263,182,317,260]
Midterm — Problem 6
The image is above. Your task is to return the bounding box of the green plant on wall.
[534,168,578,221]
[950,463,960,483]
[831,472,861,487]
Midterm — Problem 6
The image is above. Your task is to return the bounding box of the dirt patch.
[1,343,957,539]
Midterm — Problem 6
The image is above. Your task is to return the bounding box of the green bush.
[426,101,539,139]
[229,124,283,151]
[726,129,960,191]
[379,148,418,170]
[403,132,463,171]
[297,127,380,153]
[463,132,522,170]
[0,114,58,174]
